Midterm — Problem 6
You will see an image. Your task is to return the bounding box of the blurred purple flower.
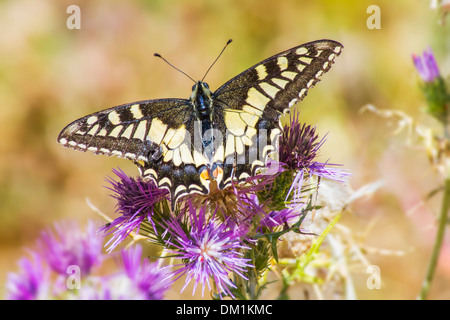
[6,217,172,300]
[235,190,304,231]
[121,245,170,300]
[164,203,252,298]
[39,220,103,275]
[74,245,170,300]
[412,47,441,83]
[102,168,169,252]
[6,252,49,300]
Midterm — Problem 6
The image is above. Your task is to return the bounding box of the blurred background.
[1,0,450,299]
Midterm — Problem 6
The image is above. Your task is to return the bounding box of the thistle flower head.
[279,112,323,171]
[120,245,170,300]
[276,112,350,204]
[6,252,49,300]
[67,245,170,300]
[164,202,252,298]
[412,47,441,83]
[6,220,171,300]
[102,168,170,251]
[412,47,449,124]
[234,189,305,233]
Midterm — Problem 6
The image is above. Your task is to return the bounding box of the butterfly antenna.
[201,39,233,82]
[154,53,196,83]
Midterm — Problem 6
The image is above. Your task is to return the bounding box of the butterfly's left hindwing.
[58,39,343,209]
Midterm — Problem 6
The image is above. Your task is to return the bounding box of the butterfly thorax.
[191,81,215,152]
[191,81,213,121]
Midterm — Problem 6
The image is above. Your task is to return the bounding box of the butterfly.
[58,39,343,209]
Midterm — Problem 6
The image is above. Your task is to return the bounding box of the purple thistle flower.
[102,168,169,252]
[75,246,170,300]
[164,203,252,298]
[38,220,103,275]
[6,251,49,300]
[74,280,114,300]
[120,245,170,300]
[412,47,441,83]
[412,47,449,124]
[279,115,323,170]
[234,189,304,232]
[308,161,351,183]
[279,111,350,192]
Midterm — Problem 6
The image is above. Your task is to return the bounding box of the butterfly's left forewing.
[58,40,343,208]
[58,98,211,204]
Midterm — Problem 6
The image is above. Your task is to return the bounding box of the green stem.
[418,177,450,299]
[246,267,260,300]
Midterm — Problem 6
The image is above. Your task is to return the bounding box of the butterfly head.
[190,81,212,103]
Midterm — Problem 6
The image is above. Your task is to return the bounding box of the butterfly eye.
[203,83,209,89]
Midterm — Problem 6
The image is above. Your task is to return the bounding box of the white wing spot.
[298,56,313,64]
[246,87,271,111]
[277,56,288,71]
[108,111,121,125]
[130,104,144,119]
[281,71,297,80]
[259,82,279,99]
[86,116,98,125]
[255,64,268,80]
[296,47,308,55]
[271,78,289,89]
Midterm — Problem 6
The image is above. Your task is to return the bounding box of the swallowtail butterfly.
[58,39,343,209]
